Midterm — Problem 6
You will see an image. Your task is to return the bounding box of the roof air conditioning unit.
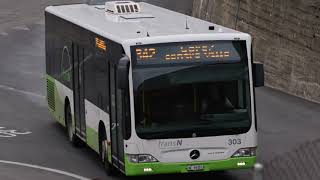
[105,1,141,14]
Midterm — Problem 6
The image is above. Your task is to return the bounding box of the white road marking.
[35,20,45,25]
[12,25,30,31]
[0,160,91,180]
[0,127,31,138]
[0,32,8,36]
[0,84,45,99]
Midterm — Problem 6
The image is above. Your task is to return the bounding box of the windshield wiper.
[223,127,248,134]
[140,131,179,139]
[200,114,215,121]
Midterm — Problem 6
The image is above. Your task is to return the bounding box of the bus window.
[133,63,251,139]
[84,51,109,113]
[200,83,235,114]
[123,88,131,140]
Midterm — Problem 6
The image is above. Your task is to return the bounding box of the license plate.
[187,165,204,171]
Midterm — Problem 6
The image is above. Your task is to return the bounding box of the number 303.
[228,139,241,145]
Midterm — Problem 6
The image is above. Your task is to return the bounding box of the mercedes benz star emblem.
[190,150,200,160]
[192,133,197,138]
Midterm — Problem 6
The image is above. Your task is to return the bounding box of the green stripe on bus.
[86,126,112,161]
[107,143,112,163]
[46,74,66,127]
[124,155,256,176]
[86,127,99,153]
[47,74,103,155]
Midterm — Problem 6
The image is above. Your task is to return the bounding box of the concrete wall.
[193,0,320,103]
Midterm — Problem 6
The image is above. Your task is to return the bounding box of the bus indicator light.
[95,37,107,51]
[144,168,153,172]
[237,162,246,166]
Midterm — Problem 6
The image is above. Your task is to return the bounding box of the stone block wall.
[193,0,320,103]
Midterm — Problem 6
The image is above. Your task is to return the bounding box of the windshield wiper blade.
[139,126,200,139]
[224,127,247,134]
[141,131,178,139]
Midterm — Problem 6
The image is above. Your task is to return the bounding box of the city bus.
[45,1,264,176]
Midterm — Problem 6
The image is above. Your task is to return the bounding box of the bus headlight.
[127,154,158,163]
[232,147,256,158]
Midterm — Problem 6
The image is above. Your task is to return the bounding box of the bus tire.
[65,104,81,146]
[99,130,114,176]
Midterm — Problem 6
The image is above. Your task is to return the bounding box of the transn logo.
[159,140,183,149]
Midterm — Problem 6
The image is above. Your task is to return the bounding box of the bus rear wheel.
[65,105,80,146]
[99,132,114,176]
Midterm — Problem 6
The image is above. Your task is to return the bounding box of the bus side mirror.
[253,63,264,87]
[118,56,130,90]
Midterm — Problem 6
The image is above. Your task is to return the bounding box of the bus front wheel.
[99,132,114,176]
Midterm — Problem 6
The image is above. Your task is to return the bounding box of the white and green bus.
[45,1,264,176]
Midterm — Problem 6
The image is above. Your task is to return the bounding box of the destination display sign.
[133,41,245,65]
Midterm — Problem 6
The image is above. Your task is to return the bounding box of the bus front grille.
[47,79,55,111]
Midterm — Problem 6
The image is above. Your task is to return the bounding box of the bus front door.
[109,62,125,172]
[72,44,86,140]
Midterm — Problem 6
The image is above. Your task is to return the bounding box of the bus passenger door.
[72,44,86,140]
[116,84,125,171]
[109,62,125,172]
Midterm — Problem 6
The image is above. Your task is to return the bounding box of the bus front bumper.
[125,156,256,176]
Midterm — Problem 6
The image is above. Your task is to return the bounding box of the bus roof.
[45,2,245,45]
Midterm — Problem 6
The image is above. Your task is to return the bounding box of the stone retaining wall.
[193,0,320,103]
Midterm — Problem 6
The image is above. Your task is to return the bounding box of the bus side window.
[123,88,131,140]
[51,37,72,89]
[60,42,73,88]
[84,50,109,113]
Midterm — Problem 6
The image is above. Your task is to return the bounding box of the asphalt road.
[0,0,320,180]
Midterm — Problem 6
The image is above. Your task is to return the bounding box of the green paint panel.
[107,143,112,163]
[86,127,99,153]
[47,74,99,154]
[125,156,256,176]
[46,74,66,127]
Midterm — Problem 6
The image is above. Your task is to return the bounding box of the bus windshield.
[133,63,252,139]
